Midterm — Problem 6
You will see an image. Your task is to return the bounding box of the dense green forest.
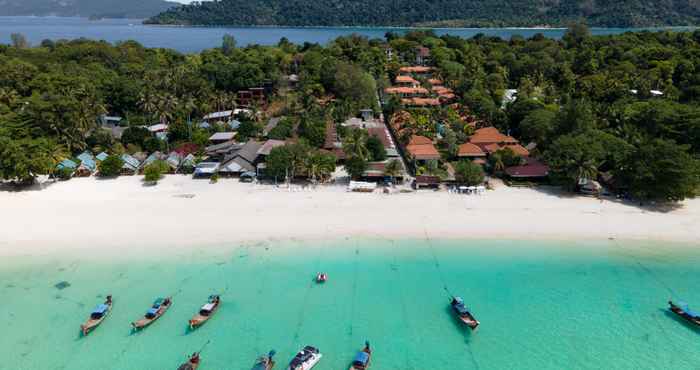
[146,0,700,27]
[1,26,699,202]
[0,0,177,18]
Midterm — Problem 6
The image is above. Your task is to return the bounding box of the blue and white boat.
[349,341,371,370]
[669,300,700,326]
[81,295,113,336]
[287,346,322,370]
[132,297,172,330]
[450,296,480,330]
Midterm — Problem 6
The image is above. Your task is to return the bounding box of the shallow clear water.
[0,17,697,53]
[0,238,699,369]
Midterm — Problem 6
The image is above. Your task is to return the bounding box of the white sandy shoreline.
[0,175,698,258]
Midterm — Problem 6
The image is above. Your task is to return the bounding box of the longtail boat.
[287,346,322,370]
[669,300,700,326]
[349,341,371,370]
[316,273,327,284]
[189,295,220,330]
[450,297,480,330]
[252,350,276,370]
[80,295,113,336]
[132,297,172,330]
[178,352,201,370]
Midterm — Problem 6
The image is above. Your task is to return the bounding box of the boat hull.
[132,299,172,330]
[669,302,700,326]
[189,301,220,329]
[287,353,322,370]
[80,301,112,336]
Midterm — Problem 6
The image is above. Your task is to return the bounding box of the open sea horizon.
[0,238,698,369]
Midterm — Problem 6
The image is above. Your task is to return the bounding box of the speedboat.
[316,273,327,283]
[189,295,220,330]
[132,297,172,330]
[80,295,112,336]
[287,346,322,370]
[669,300,700,326]
[349,341,371,370]
[252,350,276,370]
[450,296,480,330]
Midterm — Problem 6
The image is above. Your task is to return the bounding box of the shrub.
[454,160,485,186]
[98,155,123,177]
[144,160,168,184]
[55,166,73,181]
[366,135,387,161]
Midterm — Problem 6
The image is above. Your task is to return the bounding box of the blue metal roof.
[96,152,109,161]
[120,154,140,170]
[57,159,77,170]
[77,152,97,171]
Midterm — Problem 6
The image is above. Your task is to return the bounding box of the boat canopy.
[353,351,370,365]
[454,297,464,305]
[201,303,216,312]
[146,307,159,316]
[153,298,165,307]
[681,303,700,318]
[92,304,109,315]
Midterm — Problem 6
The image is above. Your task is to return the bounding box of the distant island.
[145,0,700,27]
[0,0,178,19]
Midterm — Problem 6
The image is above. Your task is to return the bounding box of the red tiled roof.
[408,135,433,146]
[458,143,486,157]
[470,127,519,145]
[505,158,549,178]
[428,78,443,85]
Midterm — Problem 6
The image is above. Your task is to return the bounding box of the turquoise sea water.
[0,17,697,52]
[0,238,699,370]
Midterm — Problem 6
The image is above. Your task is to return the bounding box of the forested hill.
[145,0,700,27]
[0,0,177,19]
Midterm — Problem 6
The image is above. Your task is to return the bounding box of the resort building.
[405,135,440,163]
[120,154,141,175]
[208,132,237,145]
[75,152,97,177]
[219,140,263,176]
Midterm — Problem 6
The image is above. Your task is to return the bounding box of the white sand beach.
[0,176,698,257]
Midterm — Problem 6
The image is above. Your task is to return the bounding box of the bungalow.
[395,75,419,87]
[75,152,97,177]
[415,46,431,65]
[468,127,531,156]
[504,157,549,180]
[140,151,166,173]
[56,159,78,174]
[457,143,486,159]
[99,115,122,128]
[209,132,236,145]
[384,86,429,98]
[96,152,109,162]
[202,109,251,125]
[219,140,263,176]
[402,97,442,107]
[205,140,243,159]
[406,135,440,162]
[166,152,183,173]
[180,154,196,173]
[120,154,141,175]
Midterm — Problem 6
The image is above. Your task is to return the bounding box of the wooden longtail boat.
[287,346,322,370]
[132,297,172,330]
[252,350,276,370]
[450,297,480,330]
[80,295,113,336]
[178,352,201,370]
[669,300,700,326]
[349,341,371,370]
[189,295,220,330]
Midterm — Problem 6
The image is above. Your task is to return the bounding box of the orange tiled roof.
[406,135,440,160]
[396,75,418,84]
[385,86,429,95]
[399,66,434,73]
[408,135,433,146]
[428,78,443,85]
[508,144,530,157]
[458,143,486,157]
[470,127,519,145]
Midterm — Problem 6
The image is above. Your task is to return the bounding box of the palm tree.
[138,91,158,119]
[569,157,599,189]
[384,159,402,186]
[42,139,69,180]
[342,128,370,160]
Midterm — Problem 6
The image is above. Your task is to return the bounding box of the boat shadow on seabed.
[660,309,700,335]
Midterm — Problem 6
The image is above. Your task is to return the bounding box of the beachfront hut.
[56,159,77,173]
[219,140,263,176]
[504,158,549,182]
[193,162,220,178]
[140,152,165,173]
[166,152,183,173]
[120,154,141,175]
[181,154,196,173]
[209,132,236,144]
[96,152,109,162]
[75,152,97,177]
